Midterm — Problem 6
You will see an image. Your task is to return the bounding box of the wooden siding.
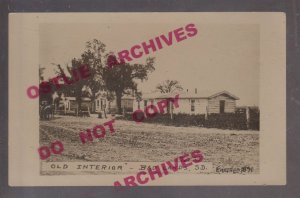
[173,99,208,115]
[133,93,237,115]
[121,99,134,112]
[95,98,134,112]
[207,94,236,114]
[67,100,92,111]
[134,98,208,115]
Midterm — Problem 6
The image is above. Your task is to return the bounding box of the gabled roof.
[208,91,239,100]
[141,90,239,100]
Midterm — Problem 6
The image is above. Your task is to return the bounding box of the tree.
[156,80,183,94]
[81,39,106,112]
[103,56,155,114]
[53,60,90,116]
[39,66,45,82]
[39,65,55,105]
[156,80,183,119]
[52,39,107,115]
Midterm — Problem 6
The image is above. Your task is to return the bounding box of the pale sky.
[40,23,259,106]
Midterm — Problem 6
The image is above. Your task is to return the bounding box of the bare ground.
[40,115,259,173]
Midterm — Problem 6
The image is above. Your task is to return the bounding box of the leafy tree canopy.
[103,56,155,114]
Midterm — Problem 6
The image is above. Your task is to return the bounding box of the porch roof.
[142,90,239,100]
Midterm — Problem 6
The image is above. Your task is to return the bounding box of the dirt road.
[40,116,259,173]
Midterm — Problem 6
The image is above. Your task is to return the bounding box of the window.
[97,100,99,107]
[144,100,148,107]
[191,99,195,112]
[220,100,225,113]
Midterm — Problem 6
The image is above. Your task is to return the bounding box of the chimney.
[195,88,197,94]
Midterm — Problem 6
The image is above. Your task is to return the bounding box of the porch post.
[64,101,66,115]
[205,106,208,120]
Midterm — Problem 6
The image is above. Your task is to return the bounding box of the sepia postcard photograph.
[9,12,286,186]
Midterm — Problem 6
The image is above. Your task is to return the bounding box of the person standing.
[103,103,107,118]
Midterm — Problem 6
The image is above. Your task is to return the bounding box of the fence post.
[122,107,125,116]
[64,102,66,115]
[246,107,250,129]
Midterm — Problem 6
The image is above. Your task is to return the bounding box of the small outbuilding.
[94,95,134,113]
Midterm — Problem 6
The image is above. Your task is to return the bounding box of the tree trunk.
[91,92,96,113]
[115,91,122,114]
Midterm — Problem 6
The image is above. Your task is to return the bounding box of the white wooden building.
[134,90,239,115]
